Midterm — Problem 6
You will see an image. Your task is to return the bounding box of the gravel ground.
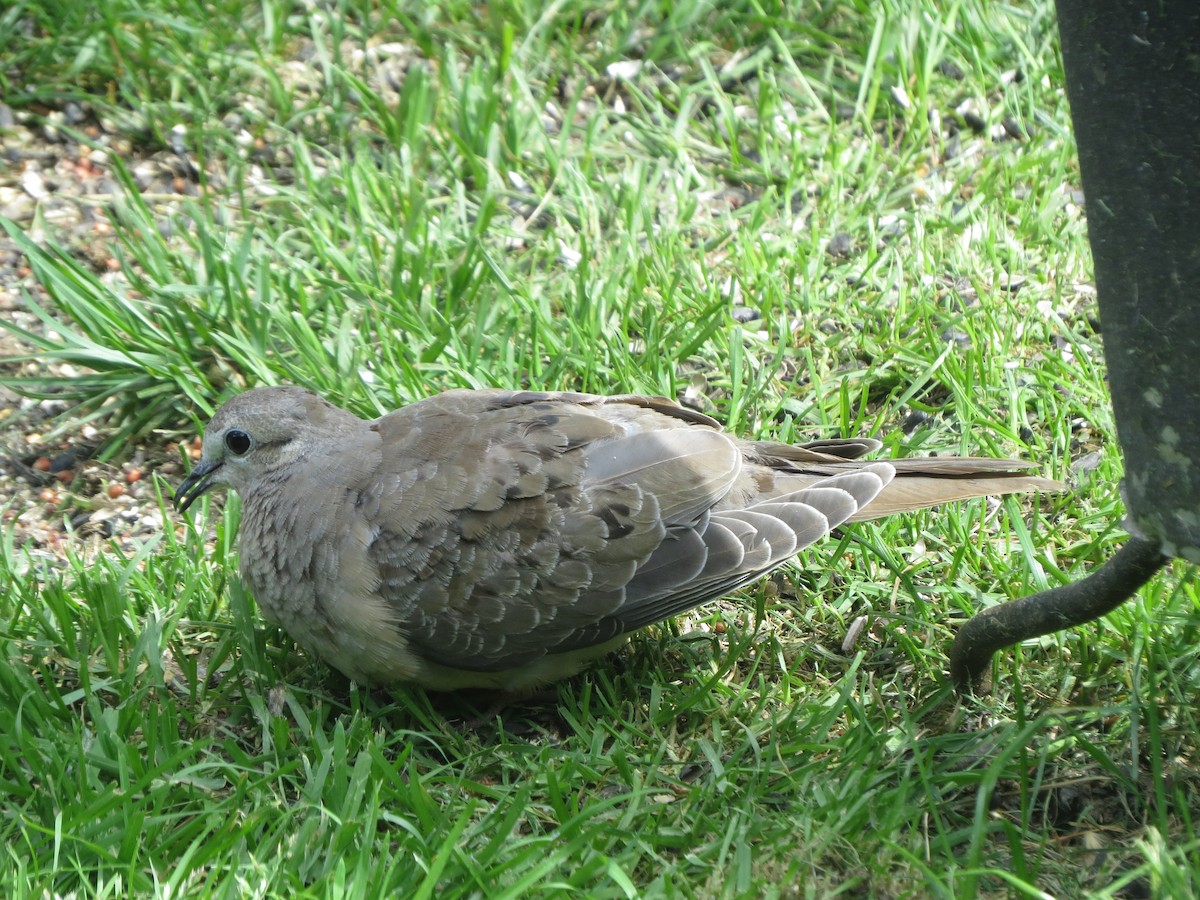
[0,100,204,568]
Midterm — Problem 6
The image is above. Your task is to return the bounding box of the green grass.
[2,0,1198,895]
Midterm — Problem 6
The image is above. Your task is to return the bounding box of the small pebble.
[902,410,934,433]
[826,232,854,259]
[108,482,126,499]
[50,449,82,472]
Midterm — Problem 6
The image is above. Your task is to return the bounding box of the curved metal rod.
[949,536,1167,694]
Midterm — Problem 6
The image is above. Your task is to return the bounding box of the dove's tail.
[845,458,1062,521]
[740,438,1063,522]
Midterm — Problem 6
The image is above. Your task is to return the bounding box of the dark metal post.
[951,1,1200,690]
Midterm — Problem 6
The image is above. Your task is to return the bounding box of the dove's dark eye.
[225,429,253,456]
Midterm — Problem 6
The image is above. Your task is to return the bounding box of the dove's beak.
[175,459,222,513]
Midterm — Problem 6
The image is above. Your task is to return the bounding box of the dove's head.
[174,386,360,513]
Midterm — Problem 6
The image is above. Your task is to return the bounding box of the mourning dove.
[174,386,1060,690]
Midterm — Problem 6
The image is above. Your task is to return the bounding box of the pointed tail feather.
[846,458,1061,521]
[749,450,1063,522]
